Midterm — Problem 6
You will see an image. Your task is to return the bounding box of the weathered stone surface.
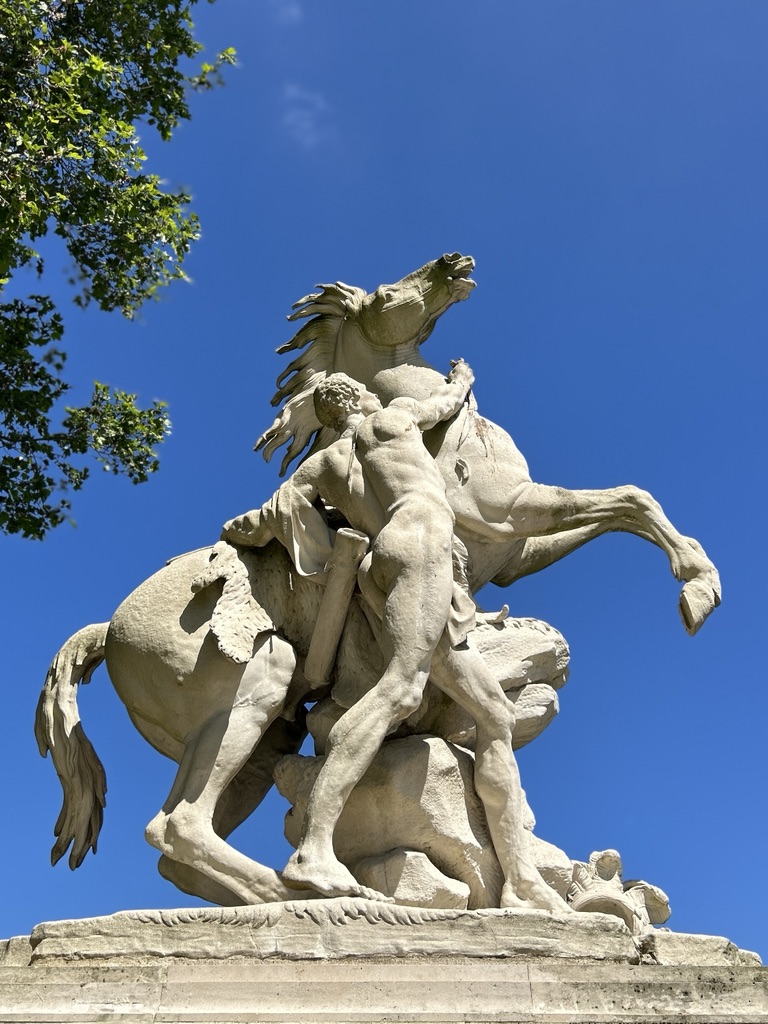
[1,956,766,1023]
[0,936,33,968]
[4,907,764,1022]
[28,901,637,964]
[276,734,576,910]
[652,930,763,968]
[275,736,507,909]
[352,848,471,910]
[527,833,574,899]
[24,903,763,971]
[32,253,723,925]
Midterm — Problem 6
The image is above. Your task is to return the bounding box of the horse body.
[106,546,319,750]
[38,544,327,906]
[343,341,636,594]
[107,550,265,758]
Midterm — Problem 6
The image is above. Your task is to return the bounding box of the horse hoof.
[679,573,721,636]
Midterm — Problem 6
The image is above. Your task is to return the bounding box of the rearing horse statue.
[35,254,719,915]
[258,252,720,633]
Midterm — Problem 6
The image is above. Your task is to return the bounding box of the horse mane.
[256,281,367,476]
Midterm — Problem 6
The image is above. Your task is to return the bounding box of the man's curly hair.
[313,373,363,432]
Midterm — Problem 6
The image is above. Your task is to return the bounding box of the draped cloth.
[201,470,476,664]
[191,542,274,664]
[238,481,476,647]
[259,479,335,580]
[447,535,477,647]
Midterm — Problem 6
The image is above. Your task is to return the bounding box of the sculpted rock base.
[275,734,572,909]
[352,848,472,910]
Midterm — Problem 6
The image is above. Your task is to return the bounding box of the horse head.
[257,253,476,474]
[354,252,475,349]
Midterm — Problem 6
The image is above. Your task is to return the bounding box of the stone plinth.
[1,901,765,1023]
[26,900,640,964]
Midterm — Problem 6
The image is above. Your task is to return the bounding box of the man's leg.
[430,636,569,913]
[282,660,428,898]
[283,559,453,898]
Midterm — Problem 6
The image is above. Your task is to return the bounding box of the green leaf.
[0,0,235,538]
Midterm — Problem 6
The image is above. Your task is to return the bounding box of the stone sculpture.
[35,253,721,924]
[567,850,670,939]
[273,733,572,911]
[222,362,563,912]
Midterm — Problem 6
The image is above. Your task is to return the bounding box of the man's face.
[357,389,383,416]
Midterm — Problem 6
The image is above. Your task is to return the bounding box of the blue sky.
[3,1,767,960]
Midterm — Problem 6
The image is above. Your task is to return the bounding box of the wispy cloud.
[268,0,303,27]
[282,84,335,151]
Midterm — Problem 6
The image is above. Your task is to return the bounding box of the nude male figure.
[223,362,566,912]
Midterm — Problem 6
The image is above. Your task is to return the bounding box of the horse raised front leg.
[493,516,667,587]
[504,483,721,635]
[145,632,310,905]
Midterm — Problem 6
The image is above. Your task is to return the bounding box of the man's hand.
[448,358,475,389]
[221,510,273,547]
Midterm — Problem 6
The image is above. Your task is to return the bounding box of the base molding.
[1,958,767,1023]
[1,902,765,1023]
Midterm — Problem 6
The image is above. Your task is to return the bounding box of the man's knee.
[395,684,426,719]
[475,694,516,741]
[378,671,427,720]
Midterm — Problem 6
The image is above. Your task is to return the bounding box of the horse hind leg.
[145,632,306,905]
[157,712,308,906]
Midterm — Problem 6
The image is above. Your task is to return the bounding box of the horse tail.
[34,623,109,869]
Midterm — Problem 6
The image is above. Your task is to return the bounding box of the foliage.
[0,0,234,537]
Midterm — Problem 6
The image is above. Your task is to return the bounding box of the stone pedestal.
[1,901,765,1023]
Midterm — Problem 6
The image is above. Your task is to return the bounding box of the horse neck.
[334,322,445,402]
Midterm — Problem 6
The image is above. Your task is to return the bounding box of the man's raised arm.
[392,359,475,431]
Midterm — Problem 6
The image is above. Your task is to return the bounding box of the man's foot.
[282,849,394,902]
[500,876,571,914]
